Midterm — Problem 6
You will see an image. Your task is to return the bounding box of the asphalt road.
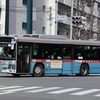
[0,73,100,100]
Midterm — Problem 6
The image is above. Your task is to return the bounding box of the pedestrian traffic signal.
[72,16,87,25]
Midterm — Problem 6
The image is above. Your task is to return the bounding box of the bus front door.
[17,44,30,73]
[62,45,73,74]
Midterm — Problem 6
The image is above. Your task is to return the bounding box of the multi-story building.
[0,0,100,40]
[0,0,7,35]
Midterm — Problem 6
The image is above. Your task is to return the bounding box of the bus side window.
[74,46,83,59]
[40,44,51,59]
[91,46,100,59]
[51,44,62,59]
[33,44,40,59]
[62,46,72,59]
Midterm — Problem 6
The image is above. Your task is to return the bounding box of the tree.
[72,0,99,40]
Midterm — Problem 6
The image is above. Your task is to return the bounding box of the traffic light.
[72,16,87,25]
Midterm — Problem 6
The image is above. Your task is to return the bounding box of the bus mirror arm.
[11,44,14,50]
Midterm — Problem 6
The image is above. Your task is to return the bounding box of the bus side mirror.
[11,44,14,50]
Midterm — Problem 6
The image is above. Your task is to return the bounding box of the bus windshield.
[0,43,16,59]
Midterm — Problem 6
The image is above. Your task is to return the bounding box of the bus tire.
[12,74,21,77]
[80,64,88,76]
[33,64,44,77]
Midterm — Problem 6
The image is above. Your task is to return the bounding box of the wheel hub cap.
[35,67,41,74]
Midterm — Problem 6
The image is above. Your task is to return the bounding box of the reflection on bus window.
[0,43,16,59]
[0,47,6,58]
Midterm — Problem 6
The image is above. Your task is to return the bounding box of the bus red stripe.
[36,59,46,62]
[62,60,73,62]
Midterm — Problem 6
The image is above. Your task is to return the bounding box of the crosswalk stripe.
[0,86,42,95]
[4,86,42,93]
[47,88,82,94]
[26,87,62,93]
[0,91,15,95]
[0,85,100,96]
[94,93,100,97]
[0,86,23,90]
[71,89,100,96]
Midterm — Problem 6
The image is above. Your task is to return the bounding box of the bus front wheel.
[80,64,89,76]
[33,64,44,77]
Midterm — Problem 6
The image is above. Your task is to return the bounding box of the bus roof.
[1,34,100,46]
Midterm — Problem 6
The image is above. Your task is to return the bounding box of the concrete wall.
[33,0,47,34]
[0,0,6,35]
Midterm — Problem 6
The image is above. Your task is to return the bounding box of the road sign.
[56,15,67,21]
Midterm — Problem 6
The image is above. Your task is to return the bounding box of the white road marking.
[71,89,100,95]
[47,88,82,94]
[0,86,42,95]
[94,93,100,97]
[26,87,62,93]
[0,85,100,97]
[5,86,42,92]
[0,86,23,90]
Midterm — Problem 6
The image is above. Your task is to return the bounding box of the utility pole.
[90,1,94,39]
[70,0,73,39]
[49,6,52,35]
[55,0,58,35]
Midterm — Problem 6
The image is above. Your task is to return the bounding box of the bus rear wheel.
[80,64,89,76]
[33,64,44,77]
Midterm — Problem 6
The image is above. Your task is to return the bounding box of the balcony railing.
[58,0,65,3]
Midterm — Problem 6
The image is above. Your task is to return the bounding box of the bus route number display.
[0,37,12,42]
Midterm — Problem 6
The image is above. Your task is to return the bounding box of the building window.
[0,8,1,20]
[33,30,36,34]
[42,27,45,34]
[22,22,27,29]
[87,0,94,7]
[33,6,36,21]
[98,4,100,17]
[0,0,2,20]
[23,0,27,5]
[43,5,46,12]
[81,3,85,11]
